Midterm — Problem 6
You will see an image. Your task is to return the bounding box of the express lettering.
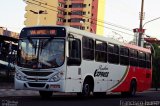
[94,65,109,77]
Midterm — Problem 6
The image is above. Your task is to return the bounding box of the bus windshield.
[18,38,65,69]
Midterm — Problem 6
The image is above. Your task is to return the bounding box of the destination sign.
[20,27,66,38]
[28,29,57,35]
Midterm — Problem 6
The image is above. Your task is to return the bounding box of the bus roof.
[65,26,151,53]
[21,26,151,53]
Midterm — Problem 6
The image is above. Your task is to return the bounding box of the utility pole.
[138,0,144,46]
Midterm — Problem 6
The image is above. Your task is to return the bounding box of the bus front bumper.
[14,78,65,92]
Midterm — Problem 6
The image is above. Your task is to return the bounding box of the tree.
[151,43,160,90]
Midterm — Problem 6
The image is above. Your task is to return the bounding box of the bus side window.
[67,38,81,66]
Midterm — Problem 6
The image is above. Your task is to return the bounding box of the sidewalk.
[0,82,39,97]
[0,83,13,89]
[0,89,39,97]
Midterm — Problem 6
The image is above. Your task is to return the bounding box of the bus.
[15,26,152,98]
[0,35,18,81]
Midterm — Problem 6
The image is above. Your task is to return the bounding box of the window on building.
[64,12,67,15]
[64,5,67,8]
[83,12,86,15]
[68,12,71,15]
[71,3,86,8]
[71,11,84,15]
[68,19,71,22]
[69,5,72,8]
[63,19,66,22]
[71,18,85,23]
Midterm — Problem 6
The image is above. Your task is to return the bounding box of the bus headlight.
[15,72,27,81]
[49,72,63,82]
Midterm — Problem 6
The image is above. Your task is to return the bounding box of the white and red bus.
[15,26,152,98]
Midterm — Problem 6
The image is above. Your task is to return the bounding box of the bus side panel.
[65,66,82,92]
[81,61,108,92]
[111,66,152,92]
[106,64,128,92]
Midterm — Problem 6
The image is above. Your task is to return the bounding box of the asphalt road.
[0,90,160,106]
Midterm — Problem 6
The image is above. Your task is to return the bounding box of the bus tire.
[82,79,92,97]
[39,91,53,98]
[121,80,137,97]
[129,80,137,96]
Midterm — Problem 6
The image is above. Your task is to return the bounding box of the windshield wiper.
[43,37,53,48]
[27,37,37,48]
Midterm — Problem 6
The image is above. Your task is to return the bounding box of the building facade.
[0,27,19,39]
[24,0,99,33]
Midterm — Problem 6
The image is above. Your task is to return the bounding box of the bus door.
[66,35,82,92]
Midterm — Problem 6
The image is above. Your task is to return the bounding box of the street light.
[80,21,95,33]
[141,16,160,49]
[143,16,160,28]
[29,10,47,25]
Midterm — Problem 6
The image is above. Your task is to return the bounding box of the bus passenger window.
[82,37,94,60]
[108,43,119,64]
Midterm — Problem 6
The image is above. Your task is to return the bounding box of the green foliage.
[152,43,160,88]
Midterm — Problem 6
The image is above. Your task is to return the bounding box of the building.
[0,27,19,39]
[144,38,160,44]
[24,0,103,34]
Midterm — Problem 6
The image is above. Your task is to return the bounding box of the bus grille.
[28,83,45,88]
[27,77,48,82]
[22,71,53,77]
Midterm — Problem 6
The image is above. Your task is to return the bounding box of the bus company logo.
[94,65,109,77]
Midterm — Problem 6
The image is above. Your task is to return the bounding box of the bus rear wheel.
[121,80,137,97]
[39,91,53,98]
[129,80,137,96]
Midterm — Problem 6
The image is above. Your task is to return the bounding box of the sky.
[1,0,160,41]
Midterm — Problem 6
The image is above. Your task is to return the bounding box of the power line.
[24,0,59,13]
[24,0,134,36]
[36,0,133,31]
[25,0,133,32]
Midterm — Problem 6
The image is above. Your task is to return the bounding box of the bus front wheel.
[81,79,93,97]
[39,91,53,98]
